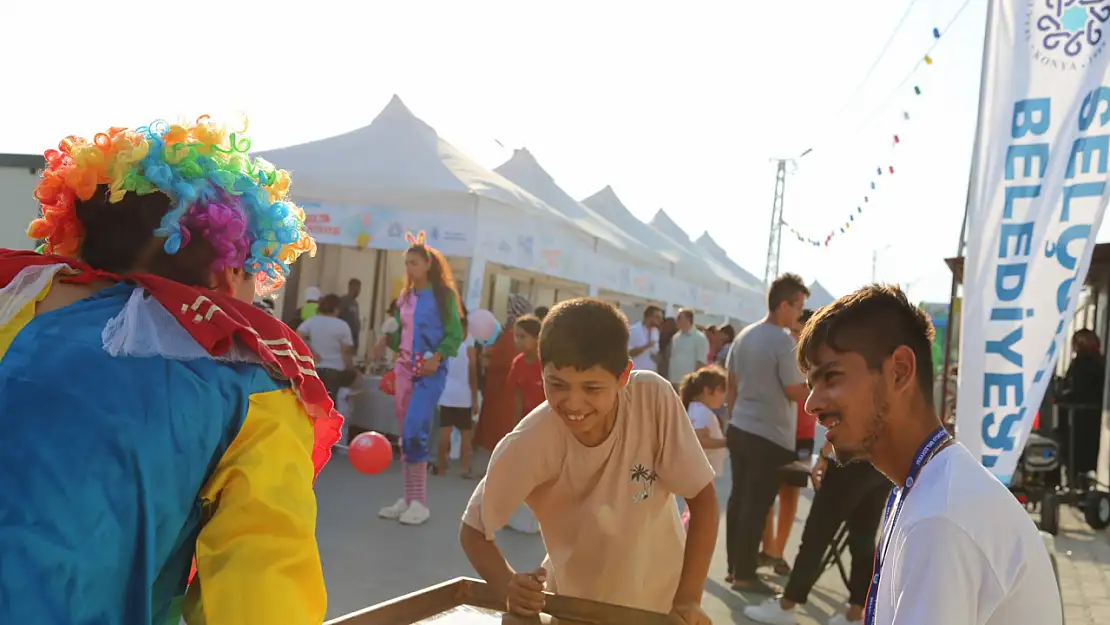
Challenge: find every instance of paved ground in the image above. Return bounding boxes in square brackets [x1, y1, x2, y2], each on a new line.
[317, 449, 1110, 624]
[1055, 507, 1110, 625]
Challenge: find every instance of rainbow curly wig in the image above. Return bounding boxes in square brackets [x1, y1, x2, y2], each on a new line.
[28, 116, 316, 295]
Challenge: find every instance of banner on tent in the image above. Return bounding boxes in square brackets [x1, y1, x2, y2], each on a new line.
[956, 1, 1110, 485]
[300, 203, 475, 256]
[477, 219, 595, 284]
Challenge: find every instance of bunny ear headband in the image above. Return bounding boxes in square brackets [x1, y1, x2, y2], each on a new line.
[405, 230, 427, 246]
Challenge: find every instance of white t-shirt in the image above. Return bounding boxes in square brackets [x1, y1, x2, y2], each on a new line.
[873, 443, 1061, 625]
[628, 322, 659, 372]
[440, 335, 475, 408]
[298, 314, 353, 371]
[687, 401, 726, 476]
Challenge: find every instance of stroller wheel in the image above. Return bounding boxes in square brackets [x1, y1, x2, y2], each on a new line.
[1083, 491, 1110, 530]
[1041, 492, 1060, 536]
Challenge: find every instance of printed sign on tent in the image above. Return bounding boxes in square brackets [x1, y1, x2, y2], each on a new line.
[956, 1, 1110, 484]
[370, 207, 475, 257]
[301, 203, 366, 246]
[299, 203, 475, 256]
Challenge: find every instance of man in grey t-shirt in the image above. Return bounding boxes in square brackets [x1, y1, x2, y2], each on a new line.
[724, 273, 810, 594]
[728, 322, 803, 450]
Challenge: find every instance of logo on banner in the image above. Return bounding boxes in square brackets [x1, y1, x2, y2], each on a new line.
[1028, 0, 1110, 69]
[387, 221, 403, 238]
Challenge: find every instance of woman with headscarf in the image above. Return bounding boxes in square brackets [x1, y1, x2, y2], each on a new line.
[473, 294, 533, 451]
[1057, 328, 1105, 488]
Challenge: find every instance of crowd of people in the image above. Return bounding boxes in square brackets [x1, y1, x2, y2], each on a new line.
[0, 115, 1064, 625]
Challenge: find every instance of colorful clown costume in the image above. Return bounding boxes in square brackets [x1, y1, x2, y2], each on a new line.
[381, 284, 462, 522]
[0, 115, 336, 624]
[0, 259, 334, 624]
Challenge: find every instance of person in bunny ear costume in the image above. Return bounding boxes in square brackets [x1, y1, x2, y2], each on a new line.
[374, 231, 463, 525]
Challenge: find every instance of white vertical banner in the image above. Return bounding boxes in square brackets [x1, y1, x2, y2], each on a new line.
[957, 0, 1110, 484]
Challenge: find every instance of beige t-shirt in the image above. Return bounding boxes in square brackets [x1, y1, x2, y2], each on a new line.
[462, 371, 716, 614]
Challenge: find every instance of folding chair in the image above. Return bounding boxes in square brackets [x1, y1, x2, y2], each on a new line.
[819, 522, 852, 588]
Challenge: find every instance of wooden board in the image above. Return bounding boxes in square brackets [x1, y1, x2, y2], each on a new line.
[326, 577, 673, 625]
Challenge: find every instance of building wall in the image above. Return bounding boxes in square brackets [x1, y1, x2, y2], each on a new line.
[0, 166, 41, 250]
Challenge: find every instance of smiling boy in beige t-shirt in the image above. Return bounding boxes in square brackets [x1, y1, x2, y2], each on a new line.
[459, 298, 719, 625]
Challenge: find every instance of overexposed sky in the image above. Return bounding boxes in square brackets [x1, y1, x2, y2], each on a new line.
[2, 0, 1006, 302]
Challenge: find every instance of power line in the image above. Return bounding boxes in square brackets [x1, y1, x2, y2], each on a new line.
[827, 0, 923, 124]
[850, 0, 978, 135]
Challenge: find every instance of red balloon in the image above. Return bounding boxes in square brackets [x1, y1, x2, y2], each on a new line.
[349, 432, 393, 475]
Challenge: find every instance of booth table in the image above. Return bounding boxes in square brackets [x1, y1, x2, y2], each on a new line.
[345, 374, 399, 438]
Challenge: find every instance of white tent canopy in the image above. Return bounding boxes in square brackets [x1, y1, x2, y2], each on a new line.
[648, 210, 764, 320]
[582, 187, 710, 283]
[807, 281, 837, 308]
[495, 149, 667, 269]
[259, 95, 567, 223]
[583, 187, 747, 315]
[694, 231, 765, 292]
[257, 95, 606, 302]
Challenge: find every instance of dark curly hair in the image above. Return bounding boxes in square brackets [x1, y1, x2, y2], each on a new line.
[798, 284, 936, 406]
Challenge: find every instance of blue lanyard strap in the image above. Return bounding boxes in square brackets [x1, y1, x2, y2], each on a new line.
[863, 426, 952, 625]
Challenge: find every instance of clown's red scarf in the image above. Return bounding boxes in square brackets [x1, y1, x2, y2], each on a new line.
[0, 249, 343, 478]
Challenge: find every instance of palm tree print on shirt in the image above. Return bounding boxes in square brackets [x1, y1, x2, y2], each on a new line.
[630, 463, 659, 503]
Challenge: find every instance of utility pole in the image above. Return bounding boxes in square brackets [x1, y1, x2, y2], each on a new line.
[763, 150, 809, 287]
[763, 160, 788, 287]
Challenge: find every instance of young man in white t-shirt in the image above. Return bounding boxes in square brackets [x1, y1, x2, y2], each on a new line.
[628, 305, 663, 372]
[780, 284, 1060, 625]
[460, 298, 718, 624]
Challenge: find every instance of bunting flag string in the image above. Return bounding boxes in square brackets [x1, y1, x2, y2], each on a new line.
[786, 2, 974, 249]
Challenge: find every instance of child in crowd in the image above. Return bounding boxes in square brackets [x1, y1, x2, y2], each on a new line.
[437, 302, 479, 477]
[508, 314, 545, 422]
[460, 298, 718, 625]
[681, 366, 729, 469]
[679, 367, 729, 530]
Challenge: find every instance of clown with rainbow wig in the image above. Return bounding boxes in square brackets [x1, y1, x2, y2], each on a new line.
[0, 117, 340, 624]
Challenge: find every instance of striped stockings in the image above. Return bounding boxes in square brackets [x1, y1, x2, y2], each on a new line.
[403, 461, 428, 506]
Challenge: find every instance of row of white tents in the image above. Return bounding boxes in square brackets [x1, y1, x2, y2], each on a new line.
[258, 95, 770, 321]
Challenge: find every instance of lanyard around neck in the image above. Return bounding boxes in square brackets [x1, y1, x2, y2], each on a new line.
[863, 426, 952, 625]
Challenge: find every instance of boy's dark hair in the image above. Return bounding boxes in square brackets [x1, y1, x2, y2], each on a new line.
[768, 273, 810, 311]
[318, 294, 342, 314]
[679, 366, 728, 410]
[643, 305, 663, 320]
[533, 306, 550, 320]
[797, 284, 936, 406]
[514, 314, 542, 338]
[539, 298, 630, 377]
